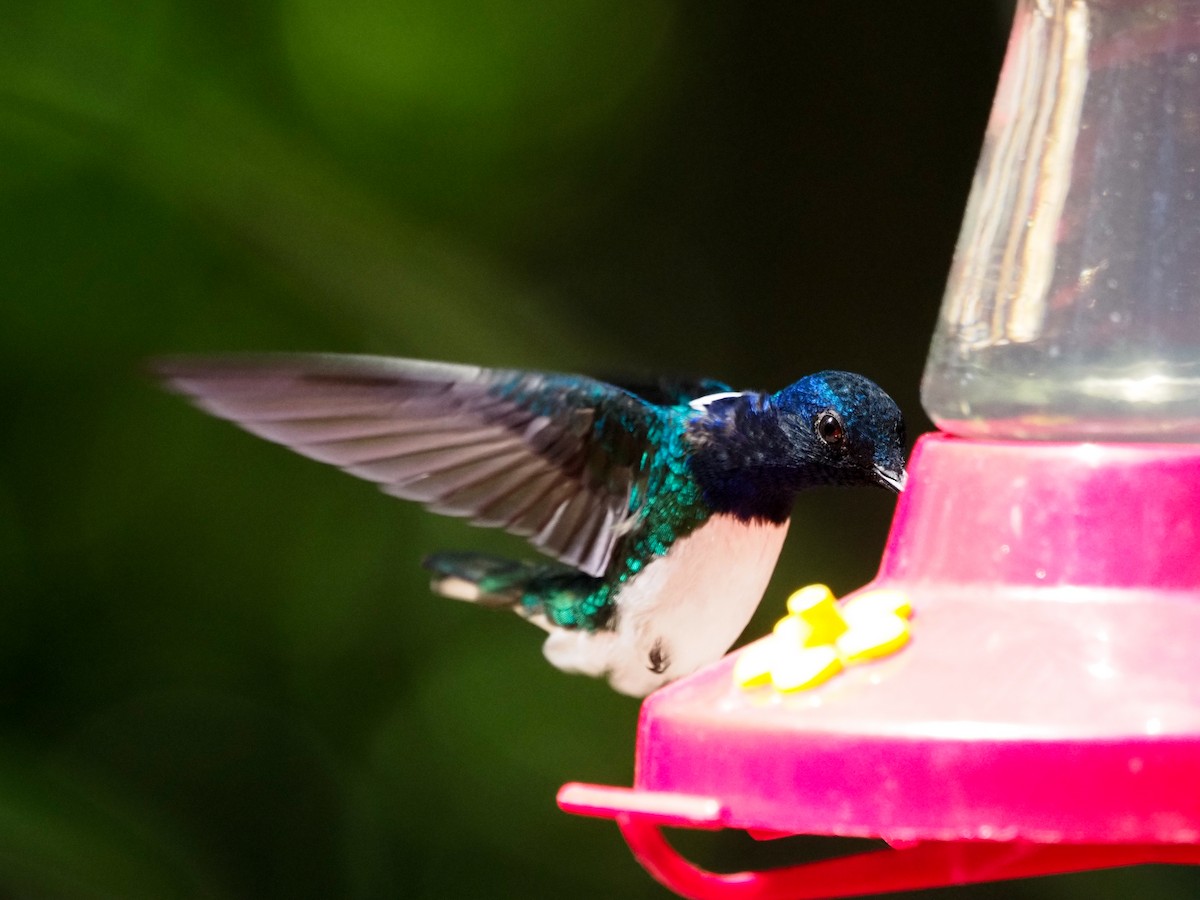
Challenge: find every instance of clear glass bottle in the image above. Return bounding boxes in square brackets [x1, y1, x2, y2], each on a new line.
[922, 0, 1200, 440]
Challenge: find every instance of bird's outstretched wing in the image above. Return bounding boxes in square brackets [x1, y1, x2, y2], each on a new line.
[155, 354, 661, 577]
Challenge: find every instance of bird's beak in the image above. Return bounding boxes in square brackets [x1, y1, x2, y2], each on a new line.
[873, 464, 907, 494]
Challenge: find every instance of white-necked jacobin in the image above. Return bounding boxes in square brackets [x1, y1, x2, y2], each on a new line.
[157, 354, 907, 696]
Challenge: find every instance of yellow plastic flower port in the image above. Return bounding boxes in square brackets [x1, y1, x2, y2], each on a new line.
[785, 584, 848, 645]
[835, 611, 909, 664]
[842, 588, 912, 620]
[770, 646, 843, 692]
[735, 585, 914, 693]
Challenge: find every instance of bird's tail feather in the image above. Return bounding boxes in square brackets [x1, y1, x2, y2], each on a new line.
[422, 552, 542, 608]
[422, 551, 609, 631]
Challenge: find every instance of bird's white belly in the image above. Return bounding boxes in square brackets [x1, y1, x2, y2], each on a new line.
[542, 515, 790, 696]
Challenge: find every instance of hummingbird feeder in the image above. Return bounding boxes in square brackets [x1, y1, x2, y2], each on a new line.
[558, 1, 1200, 896]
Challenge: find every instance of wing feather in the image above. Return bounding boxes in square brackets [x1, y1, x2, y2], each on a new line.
[386, 446, 533, 504]
[343, 439, 515, 485]
[156, 353, 662, 577]
[469, 467, 571, 532]
[306, 428, 500, 465]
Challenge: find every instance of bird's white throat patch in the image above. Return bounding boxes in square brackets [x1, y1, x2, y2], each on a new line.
[541, 514, 789, 696]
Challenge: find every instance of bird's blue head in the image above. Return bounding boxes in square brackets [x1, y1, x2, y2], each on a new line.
[686, 370, 908, 524]
[772, 370, 908, 493]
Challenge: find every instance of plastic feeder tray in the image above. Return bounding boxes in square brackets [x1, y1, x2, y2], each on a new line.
[559, 435, 1200, 898]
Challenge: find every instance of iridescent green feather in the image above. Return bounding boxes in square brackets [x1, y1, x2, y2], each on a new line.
[525, 407, 714, 631]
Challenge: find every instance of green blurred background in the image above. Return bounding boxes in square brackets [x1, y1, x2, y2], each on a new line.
[3, 1, 1199, 898]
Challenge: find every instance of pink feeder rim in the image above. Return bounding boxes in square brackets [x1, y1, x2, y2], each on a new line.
[559, 434, 1200, 898]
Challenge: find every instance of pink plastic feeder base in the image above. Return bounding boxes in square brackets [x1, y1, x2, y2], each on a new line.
[560, 434, 1200, 898]
[558, 784, 1200, 900]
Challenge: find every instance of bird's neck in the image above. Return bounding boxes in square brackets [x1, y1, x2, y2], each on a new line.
[684, 394, 813, 524]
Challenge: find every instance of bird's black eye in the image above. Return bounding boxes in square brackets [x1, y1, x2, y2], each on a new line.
[815, 410, 846, 447]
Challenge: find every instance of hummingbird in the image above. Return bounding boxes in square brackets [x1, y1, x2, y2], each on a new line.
[156, 354, 907, 696]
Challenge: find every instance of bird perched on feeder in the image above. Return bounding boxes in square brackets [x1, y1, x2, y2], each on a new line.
[157, 354, 907, 696]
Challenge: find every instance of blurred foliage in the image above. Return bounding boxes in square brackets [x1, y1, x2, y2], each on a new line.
[2, 1, 1197, 899]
